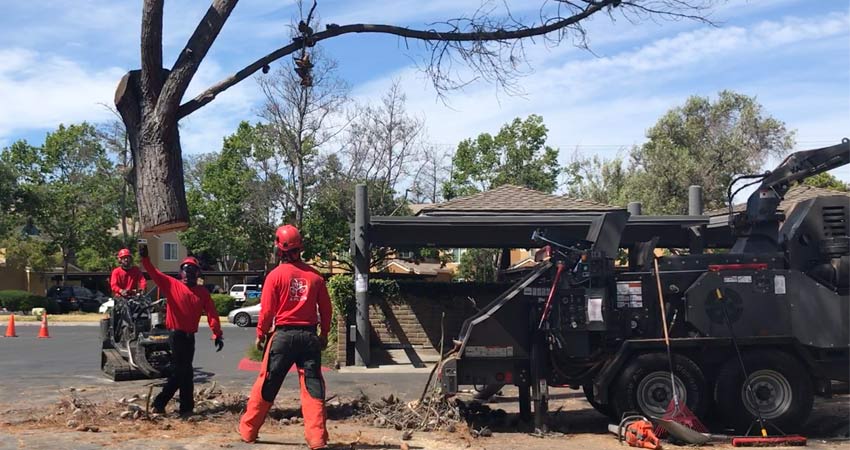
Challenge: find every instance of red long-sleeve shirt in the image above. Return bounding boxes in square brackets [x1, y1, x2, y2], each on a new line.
[110, 266, 147, 296]
[257, 261, 332, 339]
[141, 257, 222, 339]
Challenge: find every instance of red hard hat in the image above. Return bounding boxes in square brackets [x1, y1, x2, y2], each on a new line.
[275, 225, 303, 252]
[117, 248, 131, 259]
[181, 256, 201, 268]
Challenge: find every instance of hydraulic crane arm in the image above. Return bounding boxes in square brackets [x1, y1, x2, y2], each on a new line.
[759, 138, 850, 198]
[731, 138, 850, 253]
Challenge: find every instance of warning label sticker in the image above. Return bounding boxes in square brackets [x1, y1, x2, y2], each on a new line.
[587, 297, 604, 322]
[723, 276, 752, 284]
[465, 346, 515, 358]
[523, 287, 550, 297]
[616, 281, 643, 308]
[774, 275, 786, 295]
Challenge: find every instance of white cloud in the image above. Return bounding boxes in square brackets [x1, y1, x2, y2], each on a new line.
[178, 59, 264, 155]
[349, 11, 850, 177]
[0, 48, 125, 139]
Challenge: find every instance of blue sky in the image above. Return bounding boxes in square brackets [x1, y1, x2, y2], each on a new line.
[1, 0, 848, 187]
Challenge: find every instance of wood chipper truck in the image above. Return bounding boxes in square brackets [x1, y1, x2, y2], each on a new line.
[439, 139, 850, 433]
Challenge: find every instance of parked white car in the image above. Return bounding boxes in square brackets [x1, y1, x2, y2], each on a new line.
[98, 299, 114, 314]
[229, 284, 260, 303]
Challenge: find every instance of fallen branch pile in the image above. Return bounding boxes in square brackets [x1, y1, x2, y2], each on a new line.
[359, 393, 463, 434]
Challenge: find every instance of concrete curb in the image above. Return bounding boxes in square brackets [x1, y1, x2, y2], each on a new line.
[10, 322, 238, 327]
[338, 364, 435, 374]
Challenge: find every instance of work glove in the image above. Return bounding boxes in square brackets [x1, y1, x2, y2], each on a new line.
[255, 335, 266, 352]
[214, 336, 224, 352]
[319, 335, 328, 351]
[138, 242, 149, 258]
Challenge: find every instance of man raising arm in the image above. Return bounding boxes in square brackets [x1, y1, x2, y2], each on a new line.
[139, 242, 223, 417]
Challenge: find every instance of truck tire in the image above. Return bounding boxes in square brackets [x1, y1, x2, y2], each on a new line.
[611, 352, 708, 421]
[583, 383, 616, 420]
[713, 350, 813, 433]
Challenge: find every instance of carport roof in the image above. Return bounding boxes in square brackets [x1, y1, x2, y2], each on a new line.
[416, 184, 617, 215]
[370, 214, 734, 249]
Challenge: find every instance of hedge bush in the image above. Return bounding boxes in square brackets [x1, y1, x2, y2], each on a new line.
[243, 294, 261, 307]
[0, 290, 57, 314]
[326, 275, 399, 341]
[211, 294, 236, 316]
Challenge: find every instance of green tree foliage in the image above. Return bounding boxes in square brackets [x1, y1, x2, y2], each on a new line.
[302, 154, 407, 271]
[227, 122, 290, 231]
[564, 154, 629, 206]
[443, 115, 560, 199]
[75, 245, 122, 271]
[99, 119, 137, 247]
[457, 248, 499, 282]
[624, 91, 795, 214]
[1, 124, 120, 280]
[802, 172, 848, 192]
[0, 238, 59, 272]
[180, 130, 274, 271]
[302, 155, 352, 265]
[0, 158, 22, 238]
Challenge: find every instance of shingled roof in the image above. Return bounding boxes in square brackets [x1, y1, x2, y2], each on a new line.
[706, 184, 850, 217]
[416, 184, 618, 216]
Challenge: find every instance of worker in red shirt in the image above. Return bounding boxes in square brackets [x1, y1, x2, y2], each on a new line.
[138, 242, 223, 417]
[239, 225, 332, 449]
[110, 248, 146, 297]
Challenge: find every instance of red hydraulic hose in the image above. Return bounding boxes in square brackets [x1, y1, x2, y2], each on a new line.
[538, 262, 565, 330]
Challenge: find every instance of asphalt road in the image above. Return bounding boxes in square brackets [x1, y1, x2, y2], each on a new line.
[0, 325, 429, 403]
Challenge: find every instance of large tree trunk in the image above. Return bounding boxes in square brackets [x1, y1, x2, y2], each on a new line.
[115, 71, 189, 233]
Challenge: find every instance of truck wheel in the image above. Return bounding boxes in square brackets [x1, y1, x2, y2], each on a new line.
[612, 352, 708, 420]
[583, 383, 616, 420]
[714, 350, 813, 433]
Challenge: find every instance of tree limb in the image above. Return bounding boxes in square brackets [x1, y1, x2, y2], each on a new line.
[178, 0, 616, 119]
[140, 0, 164, 103]
[157, 0, 239, 123]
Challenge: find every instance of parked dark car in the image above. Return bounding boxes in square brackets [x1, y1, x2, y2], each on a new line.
[46, 286, 106, 313]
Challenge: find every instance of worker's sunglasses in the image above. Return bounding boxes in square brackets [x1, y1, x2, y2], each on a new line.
[180, 264, 200, 277]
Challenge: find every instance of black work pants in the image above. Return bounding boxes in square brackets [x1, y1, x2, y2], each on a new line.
[153, 330, 196, 414]
[263, 327, 325, 402]
[239, 327, 328, 447]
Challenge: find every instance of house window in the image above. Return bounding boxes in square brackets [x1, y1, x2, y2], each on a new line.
[451, 248, 466, 262]
[398, 250, 415, 259]
[163, 242, 179, 261]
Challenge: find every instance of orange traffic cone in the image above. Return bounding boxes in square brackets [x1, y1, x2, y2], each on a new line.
[4, 314, 17, 337]
[37, 313, 51, 339]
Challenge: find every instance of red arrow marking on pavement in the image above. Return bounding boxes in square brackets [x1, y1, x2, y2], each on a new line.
[237, 357, 330, 373]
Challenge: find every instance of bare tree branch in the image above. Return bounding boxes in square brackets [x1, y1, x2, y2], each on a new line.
[179, 0, 623, 118]
[157, 0, 239, 122]
[140, 0, 164, 103]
